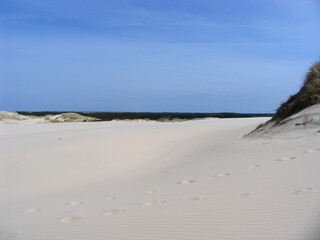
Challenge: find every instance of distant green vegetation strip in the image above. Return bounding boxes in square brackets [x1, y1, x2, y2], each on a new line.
[17, 112, 273, 122]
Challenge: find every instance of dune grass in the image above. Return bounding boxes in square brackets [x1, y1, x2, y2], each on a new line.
[272, 61, 320, 122]
[44, 113, 98, 123]
[0, 111, 30, 121]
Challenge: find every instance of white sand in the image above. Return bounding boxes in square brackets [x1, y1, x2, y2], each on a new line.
[1, 115, 320, 240]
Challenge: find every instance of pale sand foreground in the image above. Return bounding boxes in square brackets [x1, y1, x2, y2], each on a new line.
[1, 118, 320, 240]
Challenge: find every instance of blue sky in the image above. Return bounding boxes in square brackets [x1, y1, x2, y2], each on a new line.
[1, 0, 320, 112]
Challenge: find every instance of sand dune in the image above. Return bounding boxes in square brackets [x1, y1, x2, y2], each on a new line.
[248, 103, 320, 137]
[0, 111, 97, 124]
[1, 115, 320, 239]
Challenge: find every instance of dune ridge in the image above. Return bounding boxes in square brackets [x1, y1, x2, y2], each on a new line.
[0, 111, 97, 124]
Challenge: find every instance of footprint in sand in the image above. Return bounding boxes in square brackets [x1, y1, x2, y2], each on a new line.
[0, 233, 17, 240]
[248, 164, 260, 170]
[290, 188, 318, 195]
[177, 179, 196, 184]
[188, 197, 207, 201]
[104, 208, 127, 215]
[238, 193, 257, 198]
[67, 201, 84, 206]
[304, 148, 320, 154]
[143, 200, 166, 206]
[145, 190, 157, 194]
[213, 173, 231, 177]
[24, 208, 42, 214]
[275, 157, 296, 162]
[106, 196, 117, 201]
[59, 216, 83, 223]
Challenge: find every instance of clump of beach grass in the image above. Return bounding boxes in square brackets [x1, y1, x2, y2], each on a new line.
[273, 61, 320, 122]
[44, 113, 98, 123]
[0, 111, 30, 121]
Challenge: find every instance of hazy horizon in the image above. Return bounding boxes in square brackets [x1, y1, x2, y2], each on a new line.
[1, 0, 320, 113]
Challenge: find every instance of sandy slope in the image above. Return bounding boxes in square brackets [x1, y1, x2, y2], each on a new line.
[1, 117, 320, 240]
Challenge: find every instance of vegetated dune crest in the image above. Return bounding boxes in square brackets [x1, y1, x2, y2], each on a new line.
[0, 111, 31, 121]
[247, 60, 320, 138]
[0, 111, 97, 123]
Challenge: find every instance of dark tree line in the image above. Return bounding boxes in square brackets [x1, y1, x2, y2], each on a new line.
[17, 111, 273, 121]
